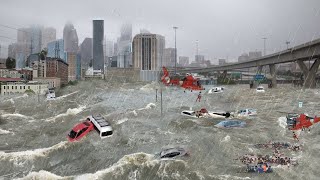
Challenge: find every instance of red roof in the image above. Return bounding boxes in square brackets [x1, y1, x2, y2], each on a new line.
[0, 77, 23, 82]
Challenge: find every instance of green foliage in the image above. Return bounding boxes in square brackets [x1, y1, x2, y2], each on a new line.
[217, 77, 236, 85]
[6, 57, 16, 69]
[61, 81, 78, 88]
[39, 48, 48, 60]
[25, 89, 35, 94]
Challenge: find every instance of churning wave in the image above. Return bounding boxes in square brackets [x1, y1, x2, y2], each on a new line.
[45, 106, 86, 122]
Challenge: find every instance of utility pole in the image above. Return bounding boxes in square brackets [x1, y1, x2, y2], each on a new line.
[262, 37, 267, 56]
[173, 26, 178, 74]
[286, 41, 290, 49]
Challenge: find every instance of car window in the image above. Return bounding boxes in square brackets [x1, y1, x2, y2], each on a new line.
[76, 127, 88, 138]
[161, 152, 180, 158]
[83, 122, 90, 126]
[68, 130, 77, 139]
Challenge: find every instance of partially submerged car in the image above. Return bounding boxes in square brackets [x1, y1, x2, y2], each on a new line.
[286, 113, 299, 129]
[158, 147, 189, 159]
[67, 120, 94, 142]
[215, 120, 246, 128]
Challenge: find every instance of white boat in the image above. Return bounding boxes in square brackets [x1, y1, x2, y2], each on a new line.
[234, 108, 257, 117]
[181, 110, 230, 119]
[256, 86, 265, 92]
[208, 87, 224, 94]
[46, 89, 56, 100]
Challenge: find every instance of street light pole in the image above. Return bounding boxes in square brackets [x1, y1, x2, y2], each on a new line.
[173, 26, 178, 74]
[262, 37, 267, 56]
[286, 41, 290, 49]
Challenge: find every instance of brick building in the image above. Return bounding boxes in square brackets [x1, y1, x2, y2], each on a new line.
[46, 57, 68, 85]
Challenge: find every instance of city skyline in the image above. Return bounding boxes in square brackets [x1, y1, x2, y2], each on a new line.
[0, 0, 320, 63]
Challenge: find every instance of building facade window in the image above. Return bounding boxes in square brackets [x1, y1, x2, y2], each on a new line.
[28, 86, 30, 89]
[3, 86, 5, 89]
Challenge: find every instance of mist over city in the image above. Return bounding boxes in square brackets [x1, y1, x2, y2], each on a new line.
[0, 0, 320, 180]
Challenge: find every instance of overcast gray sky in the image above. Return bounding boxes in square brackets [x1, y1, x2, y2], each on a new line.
[0, 0, 320, 63]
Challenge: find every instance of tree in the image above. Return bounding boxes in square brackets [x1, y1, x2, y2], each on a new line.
[6, 57, 16, 69]
[39, 48, 48, 60]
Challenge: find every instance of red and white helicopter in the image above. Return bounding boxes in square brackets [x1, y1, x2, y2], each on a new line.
[161, 66, 205, 92]
[289, 113, 320, 131]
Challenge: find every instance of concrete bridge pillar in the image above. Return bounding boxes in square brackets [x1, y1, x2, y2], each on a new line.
[252, 66, 263, 88]
[297, 59, 320, 88]
[269, 64, 277, 88]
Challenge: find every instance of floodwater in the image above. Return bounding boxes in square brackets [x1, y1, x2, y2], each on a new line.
[0, 80, 320, 180]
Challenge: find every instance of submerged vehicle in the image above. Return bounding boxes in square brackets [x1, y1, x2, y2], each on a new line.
[46, 89, 56, 100]
[234, 108, 257, 117]
[208, 87, 224, 94]
[246, 164, 272, 173]
[256, 86, 265, 92]
[158, 147, 189, 159]
[88, 115, 113, 138]
[181, 109, 231, 119]
[215, 120, 246, 128]
[67, 120, 94, 142]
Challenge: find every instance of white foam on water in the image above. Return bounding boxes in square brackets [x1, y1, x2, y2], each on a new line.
[216, 174, 251, 180]
[137, 103, 156, 111]
[220, 135, 231, 142]
[16, 170, 70, 180]
[116, 118, 129, 125]
[1, 113, 29, 119]
[55, 91, 79, 100]
[0, 141, 69, 161]
[46, 105, 86, 122]
[278, 116, 287, 129]
[75, 152, 154, 180]
[0, 128, 12, 134]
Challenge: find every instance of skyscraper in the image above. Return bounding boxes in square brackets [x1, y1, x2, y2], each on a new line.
[63, 23, 79, 53]
[106, 40, 114, 57]
[47, 39, 66, 61]
[93, 20, 104, 71]
[164, 48, 176, 67]
[132, 33, 165, 71]
[79, 38, 93, 68]
[117, 23, 132, 68]
[41, 27, 56, 50]
[30, 25, 42, 53]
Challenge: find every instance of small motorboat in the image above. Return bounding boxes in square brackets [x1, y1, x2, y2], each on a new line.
[256, 86, 265, 93]
[234, 108, 257, 117]
[181, 110, 231, 119]
[46, 89, 56, 100]
[215, 120, 246, 128]
[208, 87, 224, 94]
[67, 120, 94, 142]
[158, 147, 189, 159]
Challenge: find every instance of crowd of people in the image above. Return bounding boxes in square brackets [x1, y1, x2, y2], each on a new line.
[238, 152, 297, 166]
[253, 142, 301, 151]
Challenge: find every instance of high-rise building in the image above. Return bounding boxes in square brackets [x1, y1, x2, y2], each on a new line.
[63, 23, 79, 53]
[238, 53, 249, 62]
[46, 57, 68, 85]
[164, 48, 175, 67]
[248, 51, 262, 60]
[117, 23, 132, 68]
[179, 56, 189, 67]
[47, 39, 66, 61]
[76, 53, 81, 80]
[30, 25, 42, 54]
[219, 59, 226, 65]
[41, 27, 56, 50]
[92, 20, 104, 71]
[79, 38, 93, 68]
[195, 55, 205, 63]
[132, 33, 165, 71]
[106, 40, 114, 57]
[66, 52, 77, 81]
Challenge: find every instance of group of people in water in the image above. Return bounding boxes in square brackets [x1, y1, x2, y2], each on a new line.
[254, 142, 301, 151]
[239, 152, 296, 166]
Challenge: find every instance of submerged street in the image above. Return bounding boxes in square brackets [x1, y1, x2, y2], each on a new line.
[1, 81, 320, 180]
